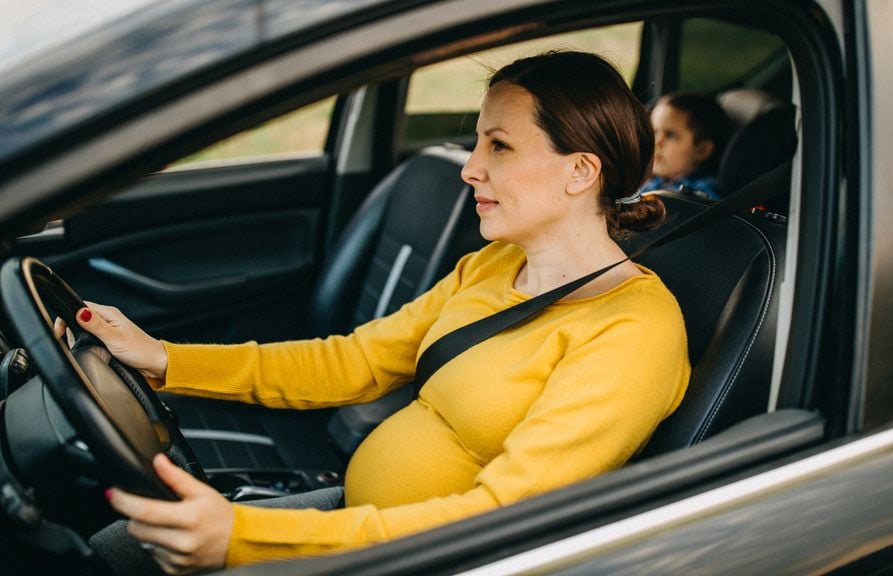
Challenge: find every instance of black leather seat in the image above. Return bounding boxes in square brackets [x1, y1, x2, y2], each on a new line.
[164, 145, 481, 472]
[626, 191, 788, 458]
[307, 145, 480, 337]
[625, 88, 797, 456]
[328, 176, 792, 463]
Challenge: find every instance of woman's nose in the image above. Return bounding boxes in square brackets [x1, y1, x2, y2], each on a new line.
[461, 151, 485, 185]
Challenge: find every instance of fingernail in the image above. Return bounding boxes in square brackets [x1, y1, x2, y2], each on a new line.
[104, 488, 113, 502]
[79, 309, 92, 323]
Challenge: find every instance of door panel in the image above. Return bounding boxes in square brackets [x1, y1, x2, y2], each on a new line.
[16, 155, 331, 344]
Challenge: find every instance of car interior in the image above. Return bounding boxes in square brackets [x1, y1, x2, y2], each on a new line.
[145, 16, 802, 486]
[161, 86, 796, 482]
[0, 6, 838, 574]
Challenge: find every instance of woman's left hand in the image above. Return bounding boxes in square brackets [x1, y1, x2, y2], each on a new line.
[107, 453, 234, 575]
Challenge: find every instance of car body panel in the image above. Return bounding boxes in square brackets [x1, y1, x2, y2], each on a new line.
[862, 0, 893, 430]
[464, 428, 893, 575]
[0, 0, 891, 574]
[0, 0, 386, 166]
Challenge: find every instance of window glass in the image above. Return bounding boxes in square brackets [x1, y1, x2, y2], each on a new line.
[678, 18, 787, 93]
[403, 23, 643, 151]
[171, 96, 336, 169]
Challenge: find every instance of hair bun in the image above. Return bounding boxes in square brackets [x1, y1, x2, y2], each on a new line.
[611, 193, 666, 237]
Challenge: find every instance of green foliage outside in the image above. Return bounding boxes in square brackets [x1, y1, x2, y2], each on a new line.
[171, 21, 786, 169]
[678, 18, 786, 92]
[406, 24, 642, 114]
[172, 98, 336, 168]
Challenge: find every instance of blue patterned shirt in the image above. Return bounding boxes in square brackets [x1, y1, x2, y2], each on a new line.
[640, 174, 720, 200]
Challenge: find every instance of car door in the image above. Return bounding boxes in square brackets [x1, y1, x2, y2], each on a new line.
[12, 97, 343, 346]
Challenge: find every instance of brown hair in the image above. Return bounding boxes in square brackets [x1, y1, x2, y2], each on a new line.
[489, 51, 665, 237]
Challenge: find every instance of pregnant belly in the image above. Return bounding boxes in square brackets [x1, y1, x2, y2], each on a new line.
[344, 400, 484, 508]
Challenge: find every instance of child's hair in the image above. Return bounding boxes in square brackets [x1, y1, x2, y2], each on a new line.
[656, 92, 732, 175]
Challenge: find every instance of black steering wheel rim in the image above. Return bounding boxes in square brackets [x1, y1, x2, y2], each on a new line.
[0, 256, 200, 499]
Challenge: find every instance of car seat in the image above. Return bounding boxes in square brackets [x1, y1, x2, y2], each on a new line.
[625, 88, 797, 456]
[305, 145, 480, 337]
[627, 189, 789, 458]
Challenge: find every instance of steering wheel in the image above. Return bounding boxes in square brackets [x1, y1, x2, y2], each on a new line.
[0, 256, 206, 501]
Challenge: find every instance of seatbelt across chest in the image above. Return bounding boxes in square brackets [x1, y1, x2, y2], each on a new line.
[413, 161, 790, 391]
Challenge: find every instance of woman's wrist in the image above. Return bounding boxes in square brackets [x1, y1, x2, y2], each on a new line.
[141, 338, 169, 381]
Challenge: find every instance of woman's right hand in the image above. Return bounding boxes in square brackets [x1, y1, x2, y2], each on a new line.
[54, 302, 168, 381]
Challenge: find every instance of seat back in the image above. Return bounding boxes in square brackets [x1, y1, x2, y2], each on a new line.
[627, 192, 788, 458]
[308, 145, 478, 337]
[626, 90, 796, 457]
[322, 145, 486, 455]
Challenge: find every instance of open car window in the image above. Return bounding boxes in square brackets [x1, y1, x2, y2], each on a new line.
[401, 23, 643, 154]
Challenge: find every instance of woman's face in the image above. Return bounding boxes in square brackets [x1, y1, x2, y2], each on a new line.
[651, 101, 713, 181]
[461, 82, 581, 248]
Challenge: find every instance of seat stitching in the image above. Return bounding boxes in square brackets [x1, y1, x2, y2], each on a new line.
[696, 215, 777, 441]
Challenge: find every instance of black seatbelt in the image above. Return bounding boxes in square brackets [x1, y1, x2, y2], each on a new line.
[414, 160, 790, 391]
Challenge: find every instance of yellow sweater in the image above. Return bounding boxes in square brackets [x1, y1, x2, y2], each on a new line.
[156, 242, 690, 566]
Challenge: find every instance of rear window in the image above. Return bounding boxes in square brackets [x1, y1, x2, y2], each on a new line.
[678, 18, 788, 93]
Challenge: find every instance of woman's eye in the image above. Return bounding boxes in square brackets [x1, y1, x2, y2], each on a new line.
[492, 139, 508, 151]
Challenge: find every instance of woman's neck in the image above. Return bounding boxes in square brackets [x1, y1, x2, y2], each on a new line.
[514, 226, 634, 298]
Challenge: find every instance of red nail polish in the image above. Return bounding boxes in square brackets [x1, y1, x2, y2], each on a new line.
[104, 488, 113, 501]
[79, 309, 92, 323]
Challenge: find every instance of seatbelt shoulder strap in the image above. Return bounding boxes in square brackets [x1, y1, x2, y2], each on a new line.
[413, 159, 790, 391]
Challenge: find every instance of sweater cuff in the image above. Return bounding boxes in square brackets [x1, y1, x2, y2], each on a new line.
[143, 340, 175, 390]
[226, 503, 384, 566]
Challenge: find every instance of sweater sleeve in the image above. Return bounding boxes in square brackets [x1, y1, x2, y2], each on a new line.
[152, 259, 466, 409]
[224, 302, 690, 565]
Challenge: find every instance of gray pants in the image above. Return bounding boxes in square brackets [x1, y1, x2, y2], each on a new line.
[90, 487, 345, 575]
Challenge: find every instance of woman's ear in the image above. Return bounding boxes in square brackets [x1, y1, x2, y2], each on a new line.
[567, 153, 602, 195]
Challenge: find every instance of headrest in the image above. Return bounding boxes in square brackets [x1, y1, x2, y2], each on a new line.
[718, 105, 797, 196]
[718, 88, 785, 126]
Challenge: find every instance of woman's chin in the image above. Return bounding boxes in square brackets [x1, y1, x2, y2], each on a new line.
[478, 223, 504, 243]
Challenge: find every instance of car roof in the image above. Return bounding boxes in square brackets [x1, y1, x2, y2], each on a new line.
[0, 0, 392, 165]
[0, 0, 155, 76]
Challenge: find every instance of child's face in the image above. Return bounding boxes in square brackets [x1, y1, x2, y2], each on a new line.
[651, 102, 714, 181]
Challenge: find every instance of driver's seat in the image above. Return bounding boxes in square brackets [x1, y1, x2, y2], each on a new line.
[628, 188, 788, 458]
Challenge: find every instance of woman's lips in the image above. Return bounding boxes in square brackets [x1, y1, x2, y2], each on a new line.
[475, 195, 498, 213]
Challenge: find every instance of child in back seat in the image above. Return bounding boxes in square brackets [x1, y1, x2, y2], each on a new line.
[641, 92, 732, 200]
